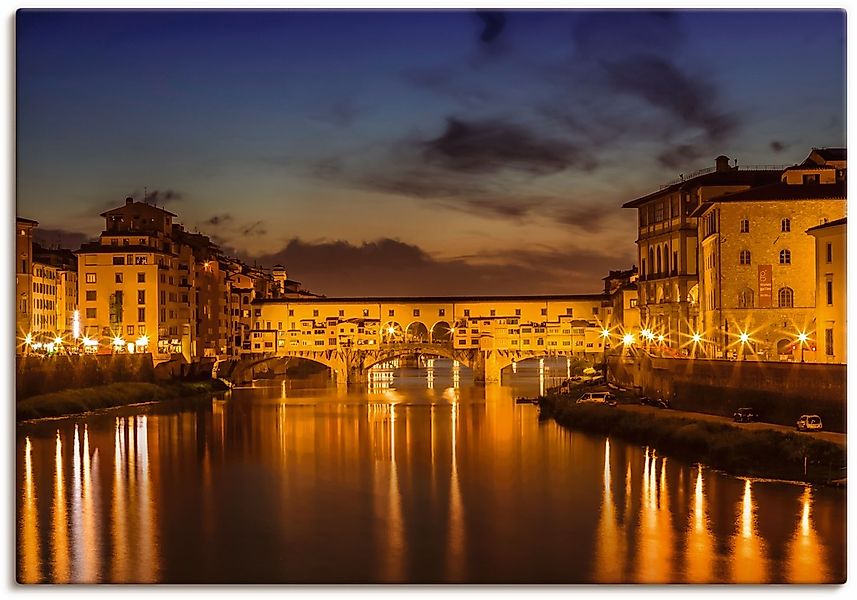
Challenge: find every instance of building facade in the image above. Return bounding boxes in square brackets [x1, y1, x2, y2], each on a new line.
[691, 151, 846, 359]
[807, 217, 847, 363]
[622, 155, 783, 353]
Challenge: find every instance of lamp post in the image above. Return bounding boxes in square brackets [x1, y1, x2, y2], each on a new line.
[600, 328, 610, 379]
[797, 332, 809, 363]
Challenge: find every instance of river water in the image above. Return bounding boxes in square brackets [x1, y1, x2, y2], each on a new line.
[16, 358, 846, 584]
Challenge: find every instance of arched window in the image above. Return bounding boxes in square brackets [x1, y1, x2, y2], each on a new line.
[781, 218, 791, 232]
[739, 249, 751, 265]
[738, 287, 754, 308]
[779, 249, 791, 265]
[656, 247, 662, 275]
[778, 287, 794, 308]
[648, 248, 654, 276]
[740, 218, 750, 233]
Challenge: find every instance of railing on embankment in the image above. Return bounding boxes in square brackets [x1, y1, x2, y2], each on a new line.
[607, 352, 847, 433]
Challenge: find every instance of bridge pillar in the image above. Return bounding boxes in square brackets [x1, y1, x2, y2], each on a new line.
[472, 350, 502, 383]
[332, 364, 367, 385]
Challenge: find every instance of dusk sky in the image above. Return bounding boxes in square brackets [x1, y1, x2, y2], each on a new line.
[17, 9, 845, 296]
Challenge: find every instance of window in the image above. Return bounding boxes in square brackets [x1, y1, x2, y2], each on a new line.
[138, 307, 145, 322]
[85, 273, 96, 283]
[739, 249, 751, 265]
[566, 308, 573, 316]
[85, 290, 96, 302]
[826, 279, 833, 305]
[135, 256, 148, 265]
[802, 173, 820, 184]
[779, 249, 791, 265]
[826, 243, 832, 263]
[413, 309, 420, 317]
[438, 308, 445, 317]
[338, 309, 345, 317]
[312, 309, 319, 317]
[781, 218, 791, 232]
[136, 272, 145, 283]
[738, 288, 754, 308]
[778, 287, 794, 308]
[112, 256, 125, 265]
[388, 309, 395, 317]
[115, 273, 123, 283]
[825, 328, 834, 356]
[490, 309, 496, 317]
[630, 298, 638, 308]
[740, 219, 749, 233]
[464, 309, 470, 317]
[85, 308, 96, 319]
[127, 325, 135, 336]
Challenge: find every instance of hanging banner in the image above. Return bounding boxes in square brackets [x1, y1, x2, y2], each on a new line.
[758, 265, 773, 307]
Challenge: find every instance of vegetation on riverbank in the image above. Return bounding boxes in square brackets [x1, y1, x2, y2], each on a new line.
[539, 394, 846, 485]
[16, 379, 229, 421]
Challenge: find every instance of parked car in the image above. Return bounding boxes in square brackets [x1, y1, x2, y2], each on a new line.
[796, 414, 823, 432]
[576, 392, 617, 407]
[639, 396, 670, 409]
[733, 407, 759, 423]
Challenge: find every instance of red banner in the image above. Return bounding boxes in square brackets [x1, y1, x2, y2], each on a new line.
[758, 265, 772, 307]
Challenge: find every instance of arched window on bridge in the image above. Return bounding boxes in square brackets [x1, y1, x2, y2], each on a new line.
[430, 321, 452, 343]
[405, 322, 429, 343]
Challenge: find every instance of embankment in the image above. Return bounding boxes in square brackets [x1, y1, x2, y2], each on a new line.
[17, 380, 229, 421]
[539, 394, 845, 485]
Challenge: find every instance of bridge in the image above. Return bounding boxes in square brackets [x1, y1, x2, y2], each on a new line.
[218, 294, 617, 384]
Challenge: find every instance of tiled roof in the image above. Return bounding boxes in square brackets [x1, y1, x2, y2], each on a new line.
[806, 217, 847, 233]
[812, 147, 847, 162]
[688, 182, 846, 216]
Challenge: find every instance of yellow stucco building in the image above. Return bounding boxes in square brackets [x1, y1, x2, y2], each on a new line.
[808, 217, 846, 363]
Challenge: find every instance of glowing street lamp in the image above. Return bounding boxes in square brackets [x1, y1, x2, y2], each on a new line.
[796, 331, 810, 363]
[112, 336, 125, 352]
[24, 333, 32, 347]
[692, 332, 702, 344]
[622, 333, 635, 346]
[136, 335, 149, 350]
[739, 332, 750, 344]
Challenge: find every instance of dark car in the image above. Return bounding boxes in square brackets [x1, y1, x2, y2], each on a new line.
[733, 407, 759, 423]
[640, 396, 669, 409]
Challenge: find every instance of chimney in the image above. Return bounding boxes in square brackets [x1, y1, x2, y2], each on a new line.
[715, 155, 731, 173]
[125, 197, 134, 206]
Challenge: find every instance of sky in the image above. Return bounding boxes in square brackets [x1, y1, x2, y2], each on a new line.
[16, 9, 846, 296]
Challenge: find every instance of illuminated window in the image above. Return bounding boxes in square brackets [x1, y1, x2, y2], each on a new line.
[85, 273, 96, 283]
[778, 287, 794, 308]
[363, 309, 369, 317]
[739, 249, 751, 265]
[740, 219, 749, 233]
[779, 249, 791, 265]
[781, 218, 791, 232]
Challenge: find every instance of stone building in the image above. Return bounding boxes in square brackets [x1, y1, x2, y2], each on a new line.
[690, 150, 846, 359]
[622, 156, 783, 350]
[807, 217, 847, 363]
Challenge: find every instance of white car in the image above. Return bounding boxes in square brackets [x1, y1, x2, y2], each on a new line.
[796, 414, 823, 432]
[576, 392, 617, 407]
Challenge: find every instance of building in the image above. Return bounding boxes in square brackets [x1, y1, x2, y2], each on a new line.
[807, 217, 846, 363]
[622, 156, 783, 351]
[33, 244, 79, 339]
[602, 266, 640, 342]
[690, 150, 846, 359]
[15, 217, 38, 345]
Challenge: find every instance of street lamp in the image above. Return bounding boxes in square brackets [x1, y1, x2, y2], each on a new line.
[600, 328, 610, 377]
[738, 331, 750, 361]
[797, 331, 809, 363]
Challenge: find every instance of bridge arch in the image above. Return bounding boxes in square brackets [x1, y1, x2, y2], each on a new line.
[430, 320, 452, 343]
[405, 321, 430, 343]
[382, 321, 404, 343]
[361, 343, 466, 371]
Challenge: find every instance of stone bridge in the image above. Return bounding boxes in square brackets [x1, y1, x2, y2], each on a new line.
[216, 342, 585, 385]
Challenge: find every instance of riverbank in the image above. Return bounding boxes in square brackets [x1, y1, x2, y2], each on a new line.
[538, 392, 846, 485]
[16, 379, 230, 421]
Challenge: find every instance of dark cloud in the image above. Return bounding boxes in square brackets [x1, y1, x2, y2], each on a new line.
[423, 117, 592, 175]
[132, 189, 184, 204]
[32, 228, 93, 251]
[770, 140, 787, 152]
[573, 11, 682, 60]
[656, 144, 707, 170]
[206, 213, 233, 226]
[603, 55, 738, 145]
[553, 203, 616, 233]
[253, 237, 632, 296]
[476, 11, 506, 44]
[241, 220, 266, 236]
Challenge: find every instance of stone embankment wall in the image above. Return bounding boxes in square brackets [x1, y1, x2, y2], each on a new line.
[17, 354, 157, 400]
[608, 352, 846, 432]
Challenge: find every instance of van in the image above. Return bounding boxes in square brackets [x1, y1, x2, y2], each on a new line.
[576, 392, 617, 407]
[796, 414, 823, 432]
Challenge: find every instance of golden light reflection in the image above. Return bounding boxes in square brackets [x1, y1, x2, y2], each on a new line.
[446, 400, 465, 581]
[70, 425, 82, 581]
[377, 403, 404, 582]
[728, 479, 768, 583]
[594, 439, 625, 582]
[52, 430, 70, 583]
[111, 418, 129, 582]
[683, 466, 714, 582]
[136, 416, 158, 582]
[635, 448, 672, 583]
[785, 486, 829, 583]
[81, 425, 99, 582]
[20, 436, 41, 583]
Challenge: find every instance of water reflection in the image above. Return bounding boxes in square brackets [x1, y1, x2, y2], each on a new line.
[16, 360, 845, 584]
[729, 479, 768, 583]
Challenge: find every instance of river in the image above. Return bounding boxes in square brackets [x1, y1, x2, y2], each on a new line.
[16, 358, 846, 583]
